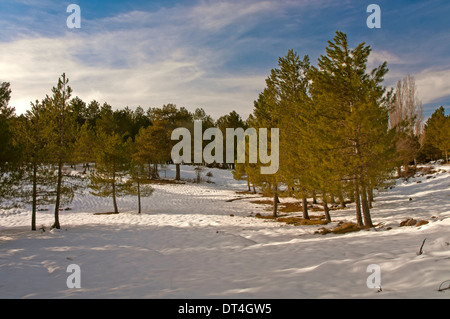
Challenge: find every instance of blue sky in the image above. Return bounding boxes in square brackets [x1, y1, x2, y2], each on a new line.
[0, 0, 449, 120]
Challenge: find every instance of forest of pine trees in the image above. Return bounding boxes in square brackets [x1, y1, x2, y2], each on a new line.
[1, 31, 449, 230]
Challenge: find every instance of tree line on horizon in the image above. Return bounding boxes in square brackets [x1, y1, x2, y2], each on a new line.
[1, 31, 449, 231]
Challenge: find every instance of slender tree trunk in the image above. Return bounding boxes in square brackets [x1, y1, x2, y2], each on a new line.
[31, 162, 37, 231]
[323, 194, 331, 222]
[153, 163, 159, 179]
[175, 163, 180, 180]
[53, 159, 63, 229]
[446, 150, 449, 164]
[148, 161, 152, 179]
[137, 181, 141, 214]
[354, 178, 363, 227]
[302, 196, 310, 220]
[247, 178, 251, 192]
[272, 188, 278, 218]
[312, 191, 317, 204]
[112, 170, 119, 214]
[252, 183, 256, 194]
[368, 186, 373, 209]
[53, 80, 68, 230]
[339, 192, 346, 209]
[360, 182, 373, 228]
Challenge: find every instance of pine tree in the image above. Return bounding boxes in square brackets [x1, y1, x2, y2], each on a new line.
[134, 119, 171, 179]
[309, 31, 394, 227]
[249, 49, 311, 218]
[45, 74, 78, 229]
[73, 122, 97, 172]
[424, 106, 450, 163]
[14, 102, 58, 230]
[125, 161, 154, 214]
[148, 104, 193, 179]
[0, 81, 21, 205]
[126, 141, 154, 214]
[89, 130, 131, 214]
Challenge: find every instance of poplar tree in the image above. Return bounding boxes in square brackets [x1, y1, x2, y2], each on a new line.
[390, 75, 423, 174]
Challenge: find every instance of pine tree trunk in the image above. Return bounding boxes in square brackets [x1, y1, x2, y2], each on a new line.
[53, 160, 63, 229]
[137, 181, 141, 214]
[354, 178, 363, 227]
[368, 186, 373, 209]
[339, 193, 346, 209]
[272, 190, 278, 218]
[112, 170, 119, 214]
[175, 163, 180, 180]
[148, 161, 152, 179]
[360, 183, 373, 228]
[323, 194, 331, 222]
[153, 163, 159, 179]
[312, 191, 317, 204]
[31, 162, 37, 231]
[53, 81, 67, 230]
[302, 196, 310, 220]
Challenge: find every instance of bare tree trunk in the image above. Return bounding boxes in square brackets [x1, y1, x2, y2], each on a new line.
[137, 181, 141, 214]
[272, 187, 278, 218]
[312, 191, 317, 204]
[53, 159, 63, 229]
[368, 186, 373, 209]
[112, 169, 119, 214]
[153, 163, 159, 179]
[360, 182, 373, 228]
[31, 162, 37, 231]
[323, 194, 331, 222]
[302, 196, 310, 220]
[354, 178, 363, 227]
[339, 192, 346, 209]
[175, 163, 180, 180]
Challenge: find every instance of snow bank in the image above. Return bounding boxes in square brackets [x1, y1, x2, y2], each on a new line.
[0, 164, 449, 298]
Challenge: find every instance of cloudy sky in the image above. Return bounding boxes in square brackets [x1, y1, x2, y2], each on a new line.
[0, 0, 449, 120]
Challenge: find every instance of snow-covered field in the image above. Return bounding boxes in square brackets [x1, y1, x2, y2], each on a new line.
[1, 164, 449, 299]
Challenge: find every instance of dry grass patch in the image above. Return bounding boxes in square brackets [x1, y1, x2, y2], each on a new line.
[254, 213, 277, 220]
[315, 222, 364, 235]
[416, 220, 429, 227]
[277, 216, 329, 226]
[254, 213, 330, 226]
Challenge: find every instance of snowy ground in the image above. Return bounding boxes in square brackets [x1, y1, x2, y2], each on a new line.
[1, 164, 449, 299]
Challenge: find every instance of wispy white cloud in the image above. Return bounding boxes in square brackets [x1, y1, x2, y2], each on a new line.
[0, 2, 277, 119]
[415, 68, 450, 105]
[2, 0, 449, 120]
